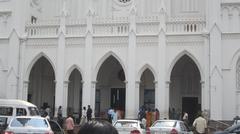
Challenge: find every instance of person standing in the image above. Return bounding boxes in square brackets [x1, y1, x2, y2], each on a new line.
[155, 108, 160, 121]
[182, 112, 189, 126]
[65, 114, 75, 134]
[87, 105, 92, 122]
[111, 109, 118, 125]
[57, 106, 62, 117]
[80, 106, 87, 125]
[193, 112, 207, 134]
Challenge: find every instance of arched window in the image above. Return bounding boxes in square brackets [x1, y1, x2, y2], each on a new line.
[237, 59, 240, 91]
[119, 0, 131, 3]
[236, 59, 240, 115]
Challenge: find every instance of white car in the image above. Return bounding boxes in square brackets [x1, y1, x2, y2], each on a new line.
[113, 119, 146, 134]
[3, 116, 54, 134]
[149, 120, 193, 134]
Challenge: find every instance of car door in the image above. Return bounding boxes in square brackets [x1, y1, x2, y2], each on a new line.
[179, 122, 191, 134]
[49, 120, 64, 134]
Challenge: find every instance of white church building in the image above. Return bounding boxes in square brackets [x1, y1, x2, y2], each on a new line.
[0, 0, 240, 121]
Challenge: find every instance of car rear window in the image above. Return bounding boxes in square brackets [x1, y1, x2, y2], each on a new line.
[152, 121, 176, 127]
[10, 118, 48, 128]
[0, 107, 13, 116]
[28, 107, 39, 116]
[114, 121, 138, 127]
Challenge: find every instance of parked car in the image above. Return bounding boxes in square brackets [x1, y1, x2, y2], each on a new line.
[149, 120, 193, 134]
[214, 124, 240, 134]
[49, 120, 65, 134]
[0, 99, 39, 124]
[3, 116, 53, 134]
[113, 119, 146, 134]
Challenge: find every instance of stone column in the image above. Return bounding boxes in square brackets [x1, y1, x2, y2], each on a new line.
[22, 81, 29, 101]
[165, 81, 170, 119]
[125, 5, 137, 118]
[135, 81, 140, 114]
[91, 81, 97, 118]
[62, 81, 69, 117]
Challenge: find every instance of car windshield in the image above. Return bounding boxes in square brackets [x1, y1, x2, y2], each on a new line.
[0, 107, 13, 116]
[115, 121, 138, 128]
[225, 124, 240, 132]
[28, 107, 39, 116]
[10, 118, 48, 128]
[152, 121, 176, 127]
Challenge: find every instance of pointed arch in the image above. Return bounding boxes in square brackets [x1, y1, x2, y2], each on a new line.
[137, 64, 157, 82]
[65, 64, 84, 81]
[25, 52, 56, 81]
[229, 48, 240, 69]
[93, 51, 127, 81]
[167, 50, 203, 82]
[0, 59, 3, 70]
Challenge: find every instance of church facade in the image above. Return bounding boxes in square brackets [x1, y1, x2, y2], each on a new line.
[0, 0, 240, 121]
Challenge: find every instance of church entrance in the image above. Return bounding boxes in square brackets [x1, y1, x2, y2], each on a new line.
[95, 55, 126, 118]
[28, 57, 55, 117]
[111, 88, 125, 111]
[169, 55, 201, 123]
[182, 97, 199, 124]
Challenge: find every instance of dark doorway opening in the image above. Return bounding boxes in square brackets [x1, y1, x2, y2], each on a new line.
[111, 88, 125, 111]
[182, 97, 200, 125]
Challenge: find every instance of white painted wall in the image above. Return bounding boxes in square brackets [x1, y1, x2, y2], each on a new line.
[1, 0, 240, 120]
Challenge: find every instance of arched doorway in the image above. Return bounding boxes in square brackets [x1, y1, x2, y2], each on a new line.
[28, 57, 55, 117]
[169, 55, 201, 124]
[139, 69, 155, 110]
[95, 55, 126, 118]
[67, 69, 82, 121]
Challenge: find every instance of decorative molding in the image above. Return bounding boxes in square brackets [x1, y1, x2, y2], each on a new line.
[0, 0, 10, 2]
[166, 35, 204, 46]
[66, 37, 85, 46]
[0, 11, 11, 23]
[222, 33, 240, 40]
[26, 38, 58, 46]
[0, 39, 8, 45]
[136, 36, 158, 47]
[93, 36, 128, 47]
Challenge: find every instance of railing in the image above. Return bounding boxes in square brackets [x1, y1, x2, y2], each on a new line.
[136, 16, 160, 35]
[208, 120, 232, 133]
[167, 17, 206, 34]
[66, 19, 86, 36]
[25, 16, 206, 37]
[93, 17, 129, 36]
[25, 19, 60, 37]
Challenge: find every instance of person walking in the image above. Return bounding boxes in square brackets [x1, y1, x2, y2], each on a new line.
[65, 114, 75, 134]
[193, 112, 207, 134]
[87, 105, 92, 122]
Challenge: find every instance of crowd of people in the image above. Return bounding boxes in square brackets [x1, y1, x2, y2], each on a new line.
[137, 105, 160, 127]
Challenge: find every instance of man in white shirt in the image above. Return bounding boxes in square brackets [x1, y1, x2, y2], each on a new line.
[193, 112, 207, 134]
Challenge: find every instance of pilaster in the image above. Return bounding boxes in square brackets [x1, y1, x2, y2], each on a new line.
[202, 31, 210, 112]
[82, 9, 94, 110]
[7, 29, 20, 99]
[207, 0, 223, 120]
[157, 0, 167, 119]
[18, 36, 27, 100]
[54, 3, 67, 117]
[125, 4, 137, 118]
